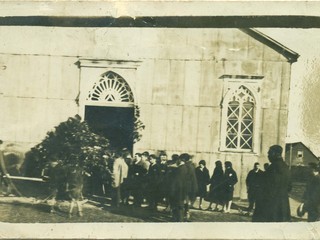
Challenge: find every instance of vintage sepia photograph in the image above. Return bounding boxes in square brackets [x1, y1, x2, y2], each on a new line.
[0, 0, 320, 239]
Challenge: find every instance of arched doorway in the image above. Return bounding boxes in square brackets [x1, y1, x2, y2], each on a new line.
[84, 71, 135, 152]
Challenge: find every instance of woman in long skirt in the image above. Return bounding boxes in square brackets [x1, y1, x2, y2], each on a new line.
[195, 160, 210, 209]
[222, 161, 238, 213]
[207, 160, 224, 211]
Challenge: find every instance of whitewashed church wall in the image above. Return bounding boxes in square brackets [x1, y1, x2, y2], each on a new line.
[0, 26, 293, 198]
[0, 53, 80, 146]
[0, 27, 288, 61]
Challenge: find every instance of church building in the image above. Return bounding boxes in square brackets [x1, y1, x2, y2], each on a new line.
[0, 14, 299, 198]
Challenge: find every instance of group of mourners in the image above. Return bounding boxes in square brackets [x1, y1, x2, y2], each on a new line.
[46, 149, 240, 221]
[90, 150, 239, 222]
[45, 144, 320, 222]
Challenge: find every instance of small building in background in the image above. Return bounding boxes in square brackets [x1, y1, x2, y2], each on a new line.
[285, 142, 319, 167]
[285, 142, 319, 182]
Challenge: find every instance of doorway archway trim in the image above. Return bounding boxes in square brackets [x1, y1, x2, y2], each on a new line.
[85, 101, 134, 108]
[78, 58, 142, 69]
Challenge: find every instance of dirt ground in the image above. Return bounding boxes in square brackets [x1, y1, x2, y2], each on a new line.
[0, 181, 307, 223]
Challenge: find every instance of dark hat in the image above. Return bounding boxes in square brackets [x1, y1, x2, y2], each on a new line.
[269, 145, 283, 155]
[225, 161, 232, 168]
[171, 154, 179, 161]
[199, 160, 206, 166]
[296, 203, 306, 218]
[179, 153, 190, 162]
[215, 160, 222, 167]
[159, 151, 167, 157]
[142, 151, 149, 157]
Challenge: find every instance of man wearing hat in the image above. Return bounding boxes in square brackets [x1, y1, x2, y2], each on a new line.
[252, 145, 291, 222]
[301, 162, 320, 222]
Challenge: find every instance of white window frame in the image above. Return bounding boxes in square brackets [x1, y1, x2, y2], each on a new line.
[219, 76, 263, 154]
[297, 150, 304, 159]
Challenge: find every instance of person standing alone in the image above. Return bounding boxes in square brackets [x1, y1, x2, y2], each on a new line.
[252, 145, 291, 222]
[246, 162, 263, 214]
[222, 161, 238, 213]
[195, 160, 210, 210]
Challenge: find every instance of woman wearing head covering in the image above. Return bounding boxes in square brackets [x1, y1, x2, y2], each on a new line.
[207, 160, 224, 211]
[222, 161, 238, 213]
[194, 160, 210, 210]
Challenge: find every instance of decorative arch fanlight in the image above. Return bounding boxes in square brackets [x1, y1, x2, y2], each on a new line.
[87, 71, 134, 103]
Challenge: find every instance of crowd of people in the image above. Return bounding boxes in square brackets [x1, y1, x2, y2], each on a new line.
[85, 150, 241, 222]
[44, 149, 242, 221]
[105, 145, 320, 222]
[3, 143, 319, 222]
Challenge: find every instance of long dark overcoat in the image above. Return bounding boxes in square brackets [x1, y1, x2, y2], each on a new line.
[303, 174, 320, 222]
[169, 164, 188, 207]
[246, 169, 263, 201]
[184, 161, 198, 202]
[195, 166, 210, 197]
[253, 159, 291, 222]
[223, 168, 238, 202]
[207, 166, 224, 203]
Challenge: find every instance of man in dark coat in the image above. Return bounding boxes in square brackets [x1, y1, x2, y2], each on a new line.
[253, 145, 291, 222]
[302, 163, 320, 222]
[131, 153, 148, 207]
[168, 155, 188, 222]
[157, 152, 168, 204]
[146, 154, 160, 210]
[181, 153, 198, 220]
[246, 162, 263, 213]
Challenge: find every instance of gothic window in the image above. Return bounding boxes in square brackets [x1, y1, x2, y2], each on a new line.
[87, 71, 134, 103]
[224, 85, 255, 151]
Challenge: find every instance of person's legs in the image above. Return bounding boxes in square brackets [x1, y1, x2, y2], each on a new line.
[49, 190, 57, 213]
[184, 201, 191, 220]
[69, 199, 75, 218]
[76, 200, 83, 217]
[177, 205, 185, 222]
[307, 207, 319, 222]
[112, 187, 121, 207]
[248, 199, 254, 212]
[226, 200, 232, 212]
[199, 197, 203, 209]
[247, 192, 255, 212]
[50, 198, 56, 213]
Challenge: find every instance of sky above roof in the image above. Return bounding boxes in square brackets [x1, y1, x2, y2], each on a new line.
[257, 28, 320, 156]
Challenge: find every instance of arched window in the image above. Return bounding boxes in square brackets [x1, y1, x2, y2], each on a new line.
[87, 71, 134, 103]
[222, 85, 256, 152]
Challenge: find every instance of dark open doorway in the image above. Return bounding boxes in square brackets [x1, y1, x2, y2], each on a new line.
[85, 106, 134, 152]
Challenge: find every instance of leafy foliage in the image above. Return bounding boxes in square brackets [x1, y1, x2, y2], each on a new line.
[24, 107, 145, 178]
[132, 105, 145, 144]
[24, 115, 112, 176]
